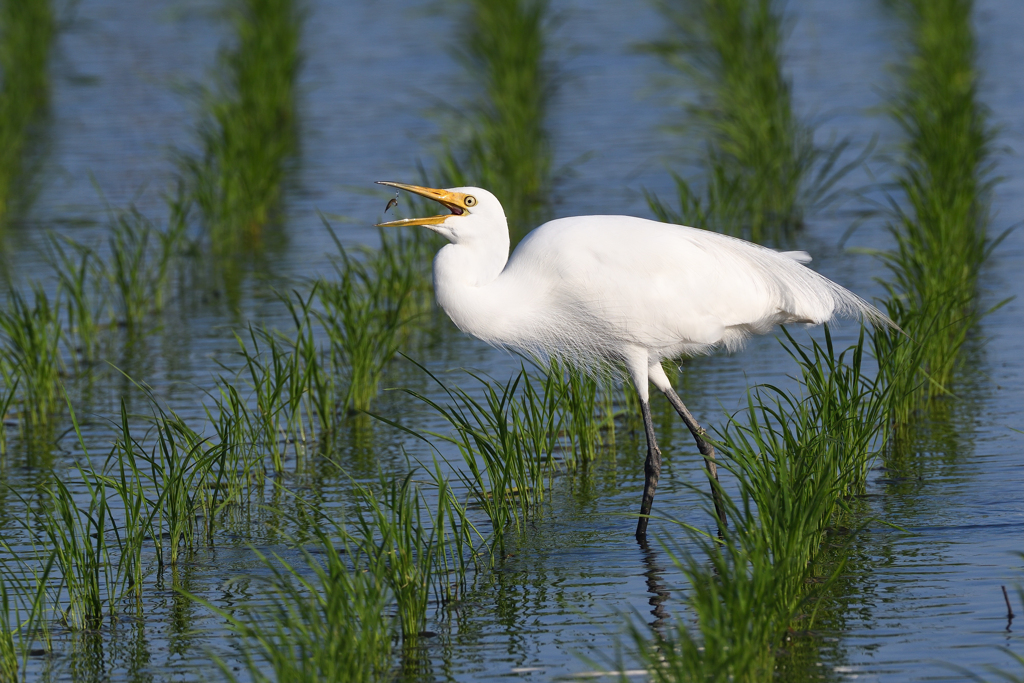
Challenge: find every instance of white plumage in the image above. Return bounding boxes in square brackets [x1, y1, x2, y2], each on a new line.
[376, 182, 891, 539]
[465, 214, 883, 362]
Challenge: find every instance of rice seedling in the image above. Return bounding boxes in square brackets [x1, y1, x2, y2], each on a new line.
[0, 284, 64, 434]
[626, 529, 797, 681]
[229, 327, 297, 473]
[712, 328, 887, 590]
[780, 325, 893, 486]
[348, 470, 442, 640]
[154, 412, 230, 564]
[714, 393, 864, 576]
[1, 575, 20, 680]
[510, 366, 566, 475]
[44, 233, 105, 364]
[280, 287, 337, 439]
[869, 0, 1002, 412]
[179, 0, 302, 249]
[523, 360, 625, 470]
[547, 361, 607, 467]
[0, 0, 54, 222]
[421, 456, 483, 602]
[51, 398, 147, 611]
[393, 366, 548, 547]
[102, 207, 188, 332]
[7, 397, 159, 632]
[434, 0, 553, 242]
[137, 412, 213, 567]
[29, 397, 192, 618]
[382, 354, 638, 551]
[624, 326, 890, 679]
[199, 521, 395, 683]
[869, 292, 933, 429]
[316, 225, 419, 414]
[39, 207, 188, 361]
[0, 541, 53, 681]
[99, 389, 223, 569]
[0, 373, 17, 455]
[204, 380, 267, 501]
[644, 0, 855, 244]
[34, 475, 119, 630]
[229, 299, 335, 473]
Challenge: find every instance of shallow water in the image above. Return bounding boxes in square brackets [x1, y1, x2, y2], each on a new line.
[1, 0, 1021, 681]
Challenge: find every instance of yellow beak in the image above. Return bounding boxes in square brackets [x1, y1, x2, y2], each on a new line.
[375, 181, 468, 227]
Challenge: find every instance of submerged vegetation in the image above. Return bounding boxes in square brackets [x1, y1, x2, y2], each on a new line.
[0, 0, 54, 221]
[645, 0, 853, 244]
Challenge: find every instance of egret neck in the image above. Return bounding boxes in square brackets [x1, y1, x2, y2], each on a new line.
[431, 227, 519, 346]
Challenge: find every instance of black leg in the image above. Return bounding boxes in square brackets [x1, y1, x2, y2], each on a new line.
[635, 398, 661, 540]
[662, 387, 727, 529]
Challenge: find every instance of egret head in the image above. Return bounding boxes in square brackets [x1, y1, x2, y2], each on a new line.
[375, 182, 505, 245]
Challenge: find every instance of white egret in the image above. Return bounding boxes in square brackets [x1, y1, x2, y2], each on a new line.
[376, 181, 891, 539]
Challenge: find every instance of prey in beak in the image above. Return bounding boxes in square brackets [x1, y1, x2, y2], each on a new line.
[375, 181, 476, 227]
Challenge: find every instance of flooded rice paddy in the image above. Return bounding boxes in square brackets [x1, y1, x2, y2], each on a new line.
[0, 0, 1021, 680]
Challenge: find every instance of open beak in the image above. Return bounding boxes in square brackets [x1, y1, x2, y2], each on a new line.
[375, 181, 466, 227]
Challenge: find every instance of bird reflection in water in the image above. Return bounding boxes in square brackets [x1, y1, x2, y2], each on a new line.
[638, 538, 671, 631]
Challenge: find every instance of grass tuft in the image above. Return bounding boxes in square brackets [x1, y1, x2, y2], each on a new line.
[435, 0, 553, 242]
[0, 284, 64, 436]
[316, 224, 422, 414]
[205, 523, 395, 683]
[644, 0, 855, 244]
[628, 326, 890, 678]
[0, 0, 54, 221]
[0, 542, 52, 680]
[870, 0, 1001, 419]
[179, 0, 302, 249]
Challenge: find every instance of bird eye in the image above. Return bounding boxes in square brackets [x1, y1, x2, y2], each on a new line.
[464, 195, 477, 207]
